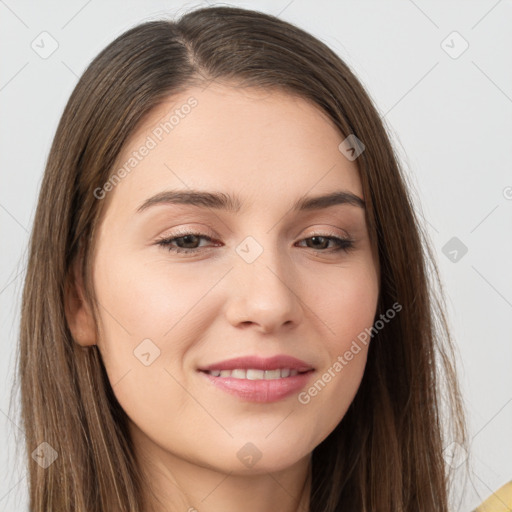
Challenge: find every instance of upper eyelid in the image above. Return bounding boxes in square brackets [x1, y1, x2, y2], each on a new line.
[157, 221, 353, 238]
[157, 228, 351, 241]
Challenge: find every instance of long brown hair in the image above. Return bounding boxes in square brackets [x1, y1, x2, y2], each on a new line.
[14, 5, 468, 511]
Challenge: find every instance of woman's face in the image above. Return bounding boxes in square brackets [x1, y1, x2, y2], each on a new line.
[84, 82, 379, 475]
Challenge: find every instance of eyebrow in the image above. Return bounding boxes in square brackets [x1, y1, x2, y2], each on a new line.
[136, 189, 365, 214]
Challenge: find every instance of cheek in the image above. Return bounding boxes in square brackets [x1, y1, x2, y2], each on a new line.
[93, 247, 221, 351]
[335, 280, 378, 346]
[90, 249, 228, 425]
[312, 259, 379, 349]
[297, 261, 378, 427]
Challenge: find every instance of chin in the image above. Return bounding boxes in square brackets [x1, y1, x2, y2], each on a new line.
[196, 435, 314, 475]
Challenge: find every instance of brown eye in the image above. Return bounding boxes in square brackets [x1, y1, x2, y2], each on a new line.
[156, 232, 216, 254]
[156, 232, 355, 256]
[296, 235, 355, 252]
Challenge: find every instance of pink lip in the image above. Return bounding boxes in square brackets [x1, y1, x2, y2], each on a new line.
[200, 371, 314, 402]
[198, 355, 315, 403]
[198, 355, 314, 372]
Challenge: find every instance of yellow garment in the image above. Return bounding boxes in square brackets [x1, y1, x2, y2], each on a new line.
[473, 481, 512, 512]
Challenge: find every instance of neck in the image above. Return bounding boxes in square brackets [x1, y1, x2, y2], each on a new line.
[133, 429, 312, 512]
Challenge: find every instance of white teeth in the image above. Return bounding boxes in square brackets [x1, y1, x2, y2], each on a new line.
[246, 369, 264, 380]
[264, 369, 281, 379]
[205, 368, 303, 380]
[231, 369, 246, 379]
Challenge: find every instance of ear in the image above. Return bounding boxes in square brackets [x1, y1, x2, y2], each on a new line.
[64, 256, 97, 347]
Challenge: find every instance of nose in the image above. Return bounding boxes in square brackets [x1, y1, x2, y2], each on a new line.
[224, 240, 304, 334]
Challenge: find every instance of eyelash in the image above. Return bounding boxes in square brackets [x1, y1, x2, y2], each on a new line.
[155, 231, 355, 255]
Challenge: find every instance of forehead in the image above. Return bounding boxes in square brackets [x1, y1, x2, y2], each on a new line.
[104, 82, 363, 218]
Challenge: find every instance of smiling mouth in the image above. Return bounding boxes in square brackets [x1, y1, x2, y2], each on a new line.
[197, 355, 315, 402]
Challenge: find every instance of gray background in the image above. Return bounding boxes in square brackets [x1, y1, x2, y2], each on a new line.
[1, 1, 511, 510]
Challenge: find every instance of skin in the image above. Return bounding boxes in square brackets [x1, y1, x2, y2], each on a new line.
[66, 81, 380, 512]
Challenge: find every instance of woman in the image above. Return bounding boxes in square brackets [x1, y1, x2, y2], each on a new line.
[17, 5, 470, 511]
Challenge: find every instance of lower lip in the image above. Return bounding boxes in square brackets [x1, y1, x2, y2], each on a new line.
[199, 370, 314, 403]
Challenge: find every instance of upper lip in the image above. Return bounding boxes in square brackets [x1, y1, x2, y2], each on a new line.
[198, 355, 314, 372]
